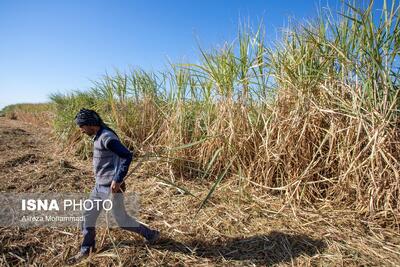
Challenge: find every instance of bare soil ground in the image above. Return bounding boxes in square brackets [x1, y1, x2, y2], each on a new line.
[0, 117, 399, 266]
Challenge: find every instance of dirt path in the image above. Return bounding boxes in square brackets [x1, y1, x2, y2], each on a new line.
[0, 117, 399, 266]
[0, 117, 92, 193]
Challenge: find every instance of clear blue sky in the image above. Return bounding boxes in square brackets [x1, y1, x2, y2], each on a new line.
[0, 0, 390, 109]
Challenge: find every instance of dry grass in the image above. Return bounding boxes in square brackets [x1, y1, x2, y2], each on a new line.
[1, 2, 399, 266]
[25, 0, 397, 226]
[0, 118, 399, 266]
[2, 103, 54, 128]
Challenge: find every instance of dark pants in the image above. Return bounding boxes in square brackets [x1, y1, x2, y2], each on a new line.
[80, 183, 140, 253]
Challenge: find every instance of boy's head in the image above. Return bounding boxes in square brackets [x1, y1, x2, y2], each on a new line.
[74, 108, 102, 136]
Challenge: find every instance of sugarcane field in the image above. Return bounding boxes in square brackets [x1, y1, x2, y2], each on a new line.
[0, 0, 399, 266]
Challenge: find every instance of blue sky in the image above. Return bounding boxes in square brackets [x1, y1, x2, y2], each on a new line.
[0, 0, 391, 109]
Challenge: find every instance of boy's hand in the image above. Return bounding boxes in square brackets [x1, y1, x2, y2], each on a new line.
[111, 181, 122, 193]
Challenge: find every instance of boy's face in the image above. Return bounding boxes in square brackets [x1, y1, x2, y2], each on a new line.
[79, 125, 98, 136]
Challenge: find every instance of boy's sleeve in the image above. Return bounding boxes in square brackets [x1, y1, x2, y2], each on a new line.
[105, 139, 133, 183]
[101, 131, 119, 148]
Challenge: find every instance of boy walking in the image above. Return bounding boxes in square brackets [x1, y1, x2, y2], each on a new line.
[67, 108, 159, 264]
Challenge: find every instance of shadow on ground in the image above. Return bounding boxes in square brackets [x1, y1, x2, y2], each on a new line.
[102, 231, 326, 266]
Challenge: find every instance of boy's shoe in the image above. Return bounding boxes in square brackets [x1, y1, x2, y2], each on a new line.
[132, 224, 160, 245]
[146, 230, 160, 245]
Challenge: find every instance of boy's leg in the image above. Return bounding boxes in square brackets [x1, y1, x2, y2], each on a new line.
[111, 193, 160, 243]
[80, 186, 103, 253]
[67, 186, 103, 264]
